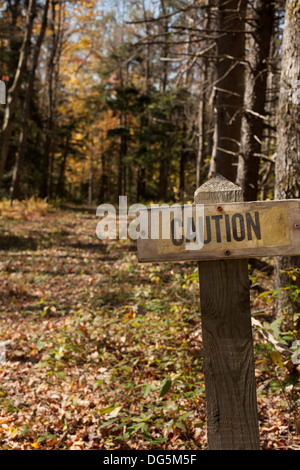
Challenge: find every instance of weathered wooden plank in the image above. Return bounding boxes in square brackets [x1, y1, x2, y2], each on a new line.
[196, 175, 260, 450]
[137, 199, 300, 262]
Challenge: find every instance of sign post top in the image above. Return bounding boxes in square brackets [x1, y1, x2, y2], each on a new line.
[137, 174, 300, 263]
[195, 173, 243, 204]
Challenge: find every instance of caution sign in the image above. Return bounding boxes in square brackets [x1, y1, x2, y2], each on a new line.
[137, 200, 300, 262]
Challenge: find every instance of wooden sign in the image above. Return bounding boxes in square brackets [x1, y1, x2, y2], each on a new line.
[137, 199, 300, 262]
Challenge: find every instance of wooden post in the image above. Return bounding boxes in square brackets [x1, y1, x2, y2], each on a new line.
[195, 174, 260, 450]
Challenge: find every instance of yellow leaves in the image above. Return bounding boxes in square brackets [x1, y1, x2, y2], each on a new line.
[151, 276, 160, 285]
[255, 359, 267, 366]
[74, 132, 85, 141]
[270, 351, 284, 369]
[125, 309, 135, 322]
[0, 197, 48, 220]
[149, 269, 161, 285]
[31, 442, 40, 449]
[0, 423, 19, 440]
[77, 39, 90, 49]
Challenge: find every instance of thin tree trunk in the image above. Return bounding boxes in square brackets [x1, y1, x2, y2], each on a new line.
[88, 150, 93, 205]
[158, 0, 169, 201]
[137, 166, 146, 202]
[0, 0, 36, 186]
[40, 1, 56, 198]
[7, 0, 22, 82]
[136, 0, 150, 203]
[196, 60, 208, 187]
[137, 120, 147, 203]
[236, 0, 274, 201]
[274, 0, 300, 314]
[208, 0, 247, 183]
[117, 59, 128, 199]
[179, 147, 186, 204]
[159, 158, 168, 201]
[118, 114, 127, 197]
[9, 0, 49, 203]
[99, 129, 107, 201]
[56, 133, 69, 199]
[196, 0, 210, 187]
[40, 0, 64, 198]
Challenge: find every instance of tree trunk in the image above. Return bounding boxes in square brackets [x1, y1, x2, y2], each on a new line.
[159, 157, 168, 201]
[208, 0, 247, 183]
[9, 0, 49, 203]
[137, 165, 146, 202]
[7, 0, 22, 83]
[236, 0, 274, 201]
[158, 0, 169, 201]
[99, 129, 107, 202]
[274, 0, 300, 314]
[196, 0, 210, 187]
[88, 151, 93, 205]
[56, 133, 70, 199]
[40, 0, 64, 198]
[179, 147, 185, 204]
[196, 65, 207, 187]
[118, 119, 127, 197]
[0, 0, 36, 186]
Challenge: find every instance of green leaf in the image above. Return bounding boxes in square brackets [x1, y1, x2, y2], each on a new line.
[99, 418, 119, 429]
[175, 421, 186, 430]
[20, 424, 29, 436]
[159, 378, 172, 397]
[54, 371, 66, 380]
[154, 437, 168, 443]
[99, 404, 122, 416]
[33, 361, 50, 369]
[37, 433, 57, 443]
[143, 431, 153, 441]
[179, 410, 193, 420]
[132, 422, 146, 432]
[37, 339, 46, 351]
[143, 384, 151, 398]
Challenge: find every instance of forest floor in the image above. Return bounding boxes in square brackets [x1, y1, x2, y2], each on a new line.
[0, 200, 299, 450]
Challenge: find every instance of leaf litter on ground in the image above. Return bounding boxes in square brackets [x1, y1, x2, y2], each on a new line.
[0, 203, 299, 450]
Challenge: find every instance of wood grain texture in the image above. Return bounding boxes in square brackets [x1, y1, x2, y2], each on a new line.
[137, 199, 300, 262]
[196, 174, 260, 450]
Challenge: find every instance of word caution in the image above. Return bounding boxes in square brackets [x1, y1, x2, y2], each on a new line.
[170, 211, 261, 246]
